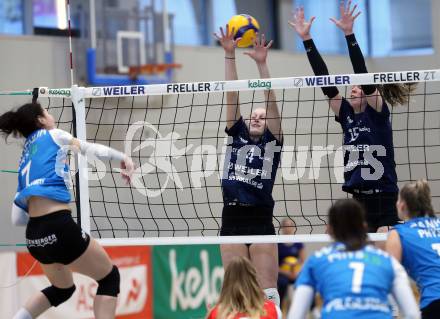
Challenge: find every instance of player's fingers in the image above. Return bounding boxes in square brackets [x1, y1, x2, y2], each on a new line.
[346, 0, 352, 14]
[220, 26, 225, 38]
[353, 11, 362, 20]
[339, 0, 345, 16]
[350, 4, 358, 16]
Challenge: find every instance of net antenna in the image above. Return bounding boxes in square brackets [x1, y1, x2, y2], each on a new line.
[87, 0, 179, 86]
[31, 69, 440, 245]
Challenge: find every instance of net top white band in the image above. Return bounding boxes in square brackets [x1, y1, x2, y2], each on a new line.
[97, 233, 388, 246]
[36, 68, 440, 98]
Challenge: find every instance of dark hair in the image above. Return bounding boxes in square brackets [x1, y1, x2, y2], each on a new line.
[328, 199, 368, 251]
[400, 179, 435, 218]
[377, 83, 417, 106]
[0, 103, 44, 139]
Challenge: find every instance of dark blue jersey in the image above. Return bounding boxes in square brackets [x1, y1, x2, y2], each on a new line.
[336, 98, 398, 193]
[221, 118, 282, 208]
[394, 217, 440, 308]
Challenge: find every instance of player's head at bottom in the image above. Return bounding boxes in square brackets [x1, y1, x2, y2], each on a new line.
[397, 179, 435, 221]
[327, 198, 368, 251]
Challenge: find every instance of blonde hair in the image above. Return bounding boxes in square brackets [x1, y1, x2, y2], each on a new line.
[377, 83, 417, 106]
[399, 179, 435, 218]
[213, 256, 266, 319]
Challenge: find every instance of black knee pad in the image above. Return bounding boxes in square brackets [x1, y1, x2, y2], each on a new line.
[41, 285, 76, 307]
[96, 265, 120, 297]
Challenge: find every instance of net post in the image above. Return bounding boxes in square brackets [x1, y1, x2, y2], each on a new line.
[71, 85, 91, 233]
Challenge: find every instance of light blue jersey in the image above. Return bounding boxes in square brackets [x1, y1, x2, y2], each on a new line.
[394, 217, 440, 309]
[296, 243, 397, 319]
[15, 129, 73, 211]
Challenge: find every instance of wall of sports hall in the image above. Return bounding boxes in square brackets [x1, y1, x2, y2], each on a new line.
[0, 0, 439, 247]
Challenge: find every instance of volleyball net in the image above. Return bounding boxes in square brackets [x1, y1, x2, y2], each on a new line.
[4, 69, 440, 245]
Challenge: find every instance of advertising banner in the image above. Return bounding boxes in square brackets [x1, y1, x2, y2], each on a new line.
[16, 246, 152, 319]
[152, 245, 224, 319]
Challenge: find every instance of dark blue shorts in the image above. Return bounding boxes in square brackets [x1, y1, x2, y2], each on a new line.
[353, 192, 400, 232]
[220, 204, 275, 236]
[26, 210, 90, 265]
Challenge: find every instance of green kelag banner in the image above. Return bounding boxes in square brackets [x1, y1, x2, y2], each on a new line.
[152, 245, 224, 319]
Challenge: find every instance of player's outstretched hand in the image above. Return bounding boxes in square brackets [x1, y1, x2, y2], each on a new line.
[330, 0, 361, 36]
[213, 24, 242, 55]
[288, 6, 315, 41]
[243, 33, 273, 65]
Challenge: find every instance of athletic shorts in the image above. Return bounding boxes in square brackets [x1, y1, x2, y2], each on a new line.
[352, 192, 400, 232]
[422, 299, 440, 319]
[220, 204, 275, 236]
[25, 210, 90, 265]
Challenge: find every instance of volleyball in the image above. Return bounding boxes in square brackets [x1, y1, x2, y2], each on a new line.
[228, 14, 260, 48]
[280, 256, 301, 275]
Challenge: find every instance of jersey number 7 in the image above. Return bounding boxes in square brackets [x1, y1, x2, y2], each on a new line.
[22, 161, 32, 187]
[349, 262, 365, 293]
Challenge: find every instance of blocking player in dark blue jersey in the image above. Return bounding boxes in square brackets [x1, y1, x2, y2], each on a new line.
[0, 103, 134, 319]
[386, 180, 440, 319]
[289, 2, 414, 232]
[288, 199, 419, 319]
[213, 26, 283, 306]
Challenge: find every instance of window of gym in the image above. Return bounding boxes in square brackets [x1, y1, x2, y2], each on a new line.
[292, 0, 433, 57]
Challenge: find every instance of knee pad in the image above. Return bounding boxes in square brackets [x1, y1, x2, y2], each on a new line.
[96, 265, 120, 297]
[41, 285, 76, 307]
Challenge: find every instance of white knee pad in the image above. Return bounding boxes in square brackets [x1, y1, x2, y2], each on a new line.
[264, 287, 280, 307]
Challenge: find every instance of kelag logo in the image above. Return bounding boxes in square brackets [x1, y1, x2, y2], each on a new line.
[153, 245, 224, 319]
[248, 79, 272, 89]
[48, 89, 71, 97]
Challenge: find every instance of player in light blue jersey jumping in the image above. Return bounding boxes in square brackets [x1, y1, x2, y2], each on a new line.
[288, 199, 419, 319]
[0, 102, 134, 319]
[386, 180, 440, 319]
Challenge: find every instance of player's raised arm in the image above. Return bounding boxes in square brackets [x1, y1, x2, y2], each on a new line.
[289, 7, 343, 116]
[214, 25, 241, 129]
[331, 0, 383, 111]
[244, 33, 282, 142]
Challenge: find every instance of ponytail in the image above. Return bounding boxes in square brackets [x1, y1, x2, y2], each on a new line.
[0, 103, 44, 140]
[0, 111, 19, 138]
[377, 83, 417, 107]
